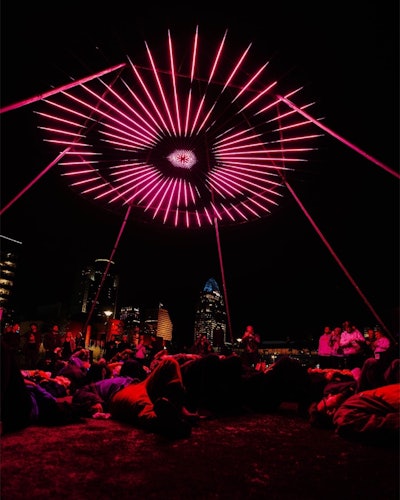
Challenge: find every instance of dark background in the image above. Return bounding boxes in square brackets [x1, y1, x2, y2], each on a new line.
[1, 2, 398, 347]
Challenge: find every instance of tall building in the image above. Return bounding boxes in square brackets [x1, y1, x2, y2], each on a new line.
[118, 302, 173, 346]
[142, 302, 173, 343]
[119, 305, 141, 332]
[0, 235, 22, 324]
[73, 258, 119, 322]
[193, 277, 227, 347]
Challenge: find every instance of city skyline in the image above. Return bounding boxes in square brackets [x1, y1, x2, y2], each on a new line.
[1, 3, 398, 345]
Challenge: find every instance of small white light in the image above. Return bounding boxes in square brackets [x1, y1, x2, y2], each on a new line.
[167, 149, 197, 169]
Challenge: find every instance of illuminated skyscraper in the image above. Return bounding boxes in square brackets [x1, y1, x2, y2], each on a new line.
[193, 278, 227, 347]
[75, 258, 119, 321]
[142, 302, 173, 343]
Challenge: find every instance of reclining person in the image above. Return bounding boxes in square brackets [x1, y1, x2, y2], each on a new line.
[309, 360, 400, 446]
[72, 356, 198, 439]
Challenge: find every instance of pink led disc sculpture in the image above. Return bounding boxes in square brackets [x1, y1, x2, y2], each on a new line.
[1, 27, 396, 342]
[36, 27, 320, 229]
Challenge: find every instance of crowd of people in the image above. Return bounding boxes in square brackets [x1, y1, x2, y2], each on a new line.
[317, 321, 393, 371]
[1, 320, 399, 445]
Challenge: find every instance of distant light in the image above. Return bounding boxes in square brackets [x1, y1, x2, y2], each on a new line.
[0, 235, 23, 245]
[95, 259, 115, 264]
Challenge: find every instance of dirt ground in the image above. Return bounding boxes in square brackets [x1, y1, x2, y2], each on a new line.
[1, 403, 399, 500]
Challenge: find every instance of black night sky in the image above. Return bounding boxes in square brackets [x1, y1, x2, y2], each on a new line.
[1, 2, 398, 347]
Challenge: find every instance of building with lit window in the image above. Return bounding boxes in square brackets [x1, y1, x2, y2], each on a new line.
[73, 258, 119, 322]
[142, 302, 173, 343]
[0, 235, 22, 324]
[119, 305, 141, 331]
[193, 277, 227, 347]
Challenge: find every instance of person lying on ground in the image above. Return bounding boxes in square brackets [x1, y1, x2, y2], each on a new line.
[1, 340, 81, 433]
[332, 383, 400, 445]
[309, 360, 400, 446]
[153, 351, 316, 417]
[72, 356, 200, 439]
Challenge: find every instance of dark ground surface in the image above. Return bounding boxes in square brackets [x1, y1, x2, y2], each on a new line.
[1, 403, 399, 500]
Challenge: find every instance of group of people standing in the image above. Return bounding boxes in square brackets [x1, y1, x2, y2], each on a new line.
[318, 321, 393, 371]
[1, 322, 86, 370]
[190, 325, 261, 367]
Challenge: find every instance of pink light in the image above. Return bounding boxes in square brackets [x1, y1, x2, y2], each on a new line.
[278, 95, 399, 178]
[203, 207, 213, 225]
[237, 81, 277, 113]
[184, 89, 193, 137]
[210, 202, 223, 220]
[231, 61, 270, 103]
[144, 177, 171, 216]
[145, 42, 177, 135]
[168, 30, 182, 136]
[0, 62, 126, 114]
[255, 87, 303, 116]
[221, 43, 252, 94]
[190, 27, 199, 83]
[266, 102, 315, 124]
[167, 149, 197, 169]
[162, 178, 177, 223]
[96, 78, 161, 138]
[111, 167, 161, 203]
[127, 58, 171, 133]
[34, 28, 321, 228]
[189, 94, 206, 136]
[7, 27, 392, 230]
[36, 112, 85, 128]
[184, 28, 199, 136]
[208, 30, 227, 84]
[79, 84, 158, 145]
[136, 174, 167, 205]
[174, 179, 183, 226]
[220, 203, 236, 221]
[230, 203, 248, 220]
[0, 149, 70, 216]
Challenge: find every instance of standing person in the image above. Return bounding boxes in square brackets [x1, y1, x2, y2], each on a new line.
[43, 324, 62, 359]
[135, 338, 148, 364]
[240, 325, 260, 367]
[364, 328, 376, 358]
[22, 323, 42, 369]
[117, 333, 131, 353]
[147, 334, 161, 363]
[339, 321, 366, 370]
[371, 329, 391, 360]
[2, 323, 21, 356]
[329, 326, 345, 369]
[61, 330, 76, 360]
[191, 334, 214, 355]
[75, 332, 85, 350]
[104, 334, 118, 361]
[317, 326, 333, 368]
